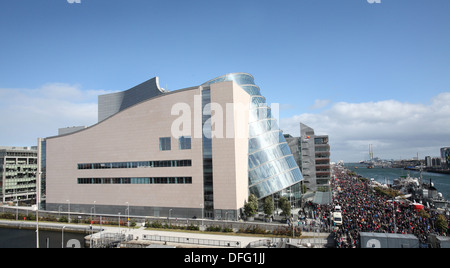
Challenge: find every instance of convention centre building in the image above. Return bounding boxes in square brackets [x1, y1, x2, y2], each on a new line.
[40, 73, 303, 220]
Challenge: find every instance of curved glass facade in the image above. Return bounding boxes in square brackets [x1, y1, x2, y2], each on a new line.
[202, 73, 303, 199]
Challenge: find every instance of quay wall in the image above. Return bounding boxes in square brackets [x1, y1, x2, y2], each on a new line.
[0, 206, 305, 234]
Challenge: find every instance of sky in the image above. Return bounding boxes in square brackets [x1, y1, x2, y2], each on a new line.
[0, 0, 449, 162]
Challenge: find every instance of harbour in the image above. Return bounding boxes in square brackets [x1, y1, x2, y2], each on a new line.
[346, 163, 450, 201]
[0, 225, 87, 248]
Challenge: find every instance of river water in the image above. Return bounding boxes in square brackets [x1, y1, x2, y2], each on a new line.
[0, 227, 87, 248]
[345, 163, 450, 200]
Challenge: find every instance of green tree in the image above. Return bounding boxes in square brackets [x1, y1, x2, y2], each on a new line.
[263, 196, 274, 217]
[418, 209, 429, 219]
[244, 194, 258, 218]
[278, 196, 291, 218]
[436, 214, 448, 234]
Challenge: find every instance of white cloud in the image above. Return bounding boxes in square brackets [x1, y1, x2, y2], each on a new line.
[0, 83, 111, 146]
[280, 92, 450, 162]
[308, 99, 331, 110]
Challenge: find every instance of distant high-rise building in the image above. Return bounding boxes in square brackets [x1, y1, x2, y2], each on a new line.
[285, 123, 331, 193]
[301, 123, 331, 192]
[285, 123, 331, 204]
[0, 146, 38, 204]
[441, 147, 450, 169]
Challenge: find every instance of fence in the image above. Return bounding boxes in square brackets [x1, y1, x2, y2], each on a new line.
[90, 233, 133, 248]
[142, 234, 242, 248]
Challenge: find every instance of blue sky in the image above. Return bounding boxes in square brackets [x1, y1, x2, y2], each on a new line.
[0, 0, 449, 162]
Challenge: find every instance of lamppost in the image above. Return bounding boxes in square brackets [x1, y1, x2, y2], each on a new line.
[168, 208, 173, 227]
[62, 226, 66, 248]
[200, 203, 204, 227]
[90, 206, 95, 223]
[35, 203, 39, 248]
[15, 198, 19, 221]
[66, 200, 70, 223]
[118, 212, 121, 233]
[36, 171, 41, 248]
[125, 202, 129, 228]
[93, 201, 96, 223]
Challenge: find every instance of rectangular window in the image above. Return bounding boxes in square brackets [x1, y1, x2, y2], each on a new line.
[179, 136, 191, 150]
[159, 137, 171, 151]
[78, 159, 191, 169]
[78, 176, 192, 185]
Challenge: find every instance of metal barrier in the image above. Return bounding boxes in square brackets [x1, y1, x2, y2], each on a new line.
[142, 234, 241, 248]
[90, 233, 133, 248]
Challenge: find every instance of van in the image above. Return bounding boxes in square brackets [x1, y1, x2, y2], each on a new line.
[332, 212, 343, 226]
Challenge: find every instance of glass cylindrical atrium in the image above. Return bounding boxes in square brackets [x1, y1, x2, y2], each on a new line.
[202, 73, 303, 200]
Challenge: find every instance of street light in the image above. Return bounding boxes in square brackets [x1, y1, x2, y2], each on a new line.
[200, 203, 204, 227]
[118, 212, 121, 233]
[36, 171, 42, 248]
[62, 226, 66, 248]
[14, 198, 19, 221]
[125, 202, 130, 228]
[93, 201, 96, 223]
[66, 200, 70, 223]
[90, 206, 95, 222]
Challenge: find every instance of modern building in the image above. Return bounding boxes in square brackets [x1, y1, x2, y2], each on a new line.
[0, 146, 38, 204]
[98, 77, 168, 122]
[441, 147, 450, 169]
[301, 123, 331, 192]
[41, 73, 303, 219]
[285, 123, 331, 194]
[425, 156, 442, 168]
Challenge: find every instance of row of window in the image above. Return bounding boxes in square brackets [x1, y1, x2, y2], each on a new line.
[77, 159, 192, 170]
[77, 177, 193, 185]
[159, 136, 191, 151]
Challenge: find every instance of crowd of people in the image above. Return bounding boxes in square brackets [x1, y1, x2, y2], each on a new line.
[328, 168, 449, 248]
[299, 167, 450, 248]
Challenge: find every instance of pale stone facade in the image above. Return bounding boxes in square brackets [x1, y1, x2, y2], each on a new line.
[45, 81, 251, 219]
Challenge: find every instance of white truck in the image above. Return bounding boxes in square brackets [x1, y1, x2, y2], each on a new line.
[332, 212, 343, 226]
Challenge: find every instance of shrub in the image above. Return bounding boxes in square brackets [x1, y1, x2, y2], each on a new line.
[272, 226, 302, 237]
[239, 225, 268, 235]
[58, 216, 68, 223]
[150, 221, 163, 228]
[0, 212, 15, 220]
[222, 226, 233, 233]
[206, 225, 222, 232]
[187, 224, 199, 231]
